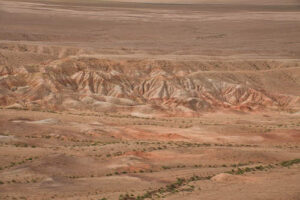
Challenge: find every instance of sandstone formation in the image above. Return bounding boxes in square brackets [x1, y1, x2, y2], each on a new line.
[0, 44, 299, 115]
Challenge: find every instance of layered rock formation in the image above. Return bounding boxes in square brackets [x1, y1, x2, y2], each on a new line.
[0, 44, 299, 115]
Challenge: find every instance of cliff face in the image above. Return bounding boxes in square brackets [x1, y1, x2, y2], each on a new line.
[0, 45, 299, 115]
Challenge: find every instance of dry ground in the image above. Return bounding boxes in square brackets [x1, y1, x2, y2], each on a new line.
[1, 0, 300, 59]
[0, 109, 300, 200]
[0, 0, 300, 199]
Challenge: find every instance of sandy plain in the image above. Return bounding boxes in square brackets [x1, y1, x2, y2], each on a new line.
[0, 0, 300, 199]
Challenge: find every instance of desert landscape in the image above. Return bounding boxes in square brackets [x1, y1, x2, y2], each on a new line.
[0, 0, 300, 199]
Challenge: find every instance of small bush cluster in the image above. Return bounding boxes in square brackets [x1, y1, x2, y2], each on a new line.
[117, 158, 300, 199]
[172, 142, 258, 148]
[0, 157, 37, 171]
[280, 159, 300, 167]
[119, 175, 212, 200]
[227, 164, 274, 175]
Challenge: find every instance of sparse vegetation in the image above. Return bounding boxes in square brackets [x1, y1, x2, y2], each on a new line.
[280, 159, 300, 167]
[0, 98, 299, 199]
[0, 1, 300, 199]
[0, 157, 38, 171]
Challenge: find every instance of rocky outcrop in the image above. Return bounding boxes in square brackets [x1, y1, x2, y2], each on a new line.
[0, 53, 299, 115]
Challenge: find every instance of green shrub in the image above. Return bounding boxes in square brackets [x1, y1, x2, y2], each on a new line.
[281, 159, 300, 167]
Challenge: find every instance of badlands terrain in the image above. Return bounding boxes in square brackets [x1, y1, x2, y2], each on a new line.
[0, 0, 300, 199]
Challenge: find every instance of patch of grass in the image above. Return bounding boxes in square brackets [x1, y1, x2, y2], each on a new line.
[227, 164, 275, 175]
[0, 157, 38, 171]
[162, 166, 171, 170]
[120, 174, 212, 200]
[119, 193, 135, 200]
[280, 159, 300, 167]
[119, 158, 299, 200]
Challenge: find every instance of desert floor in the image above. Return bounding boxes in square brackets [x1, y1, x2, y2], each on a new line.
[0, 0, 300, 199]
[1, 0, 300, 59]
[0, 109, 300, 200]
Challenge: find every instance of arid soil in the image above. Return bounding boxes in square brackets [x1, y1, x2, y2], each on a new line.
[1, 109, 300, 200]
[0, 0, 300, 199]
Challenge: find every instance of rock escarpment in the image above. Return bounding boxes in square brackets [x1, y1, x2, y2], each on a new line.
[0, 46, 299, 115]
